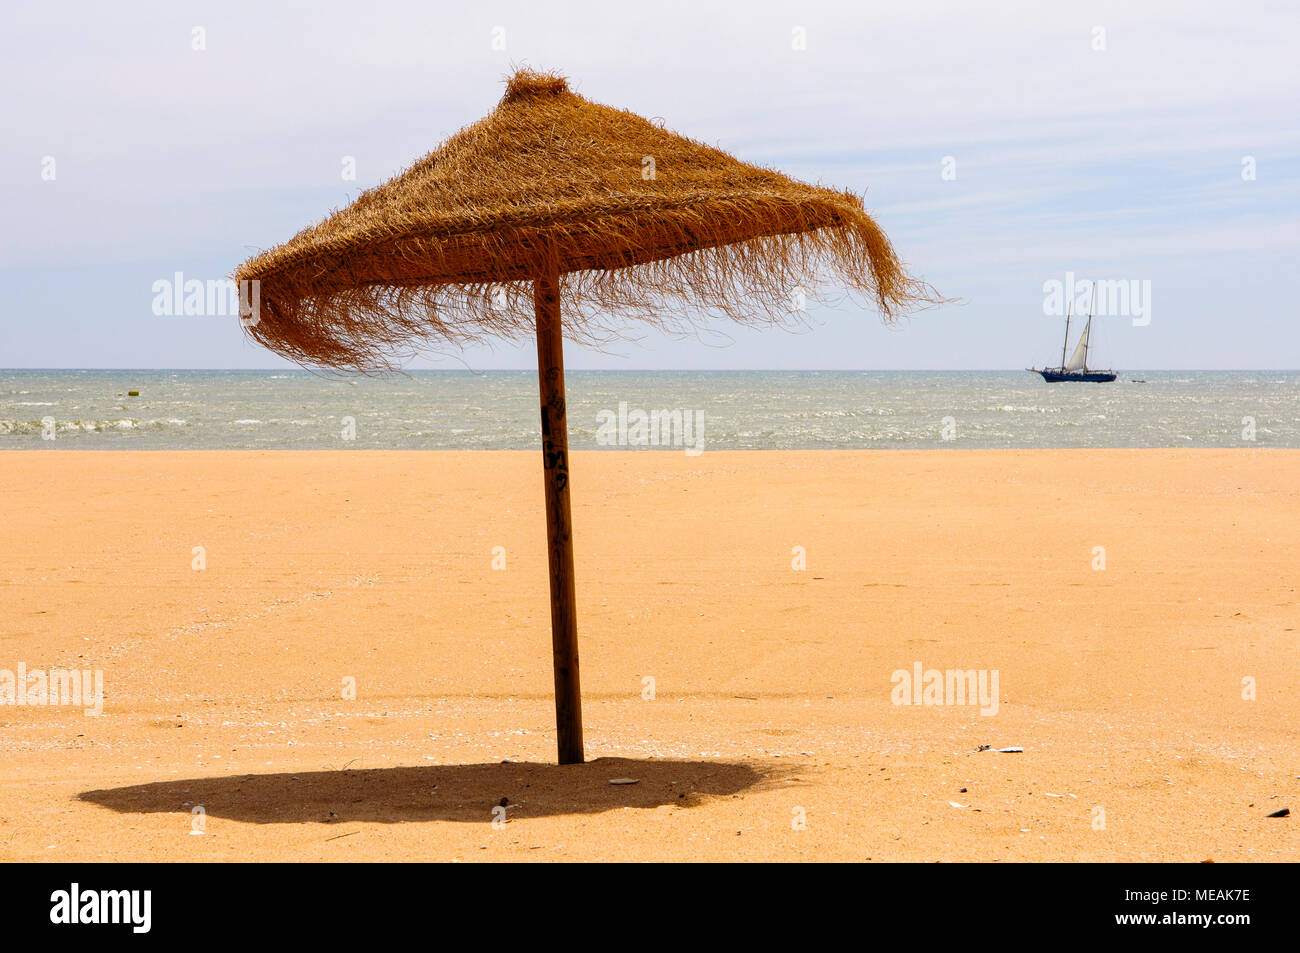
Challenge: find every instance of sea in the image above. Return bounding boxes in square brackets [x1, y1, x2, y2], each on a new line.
[2, 370, 1297, 450]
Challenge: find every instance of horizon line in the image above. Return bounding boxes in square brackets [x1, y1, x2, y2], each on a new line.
[2, 367, 1298, 374]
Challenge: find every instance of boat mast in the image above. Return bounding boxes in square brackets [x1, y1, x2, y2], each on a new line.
[1059, 297, 1073, 371]
[1082, 281, 1095, 371]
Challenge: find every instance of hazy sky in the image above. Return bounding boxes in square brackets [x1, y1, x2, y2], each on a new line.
[2, 0, 1297, 369]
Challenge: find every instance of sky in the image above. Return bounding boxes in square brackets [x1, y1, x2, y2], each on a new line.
[1, 0, 1297, 370]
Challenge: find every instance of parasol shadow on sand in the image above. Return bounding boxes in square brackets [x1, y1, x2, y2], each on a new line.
[234, 68, 938, 764]
[78, 758, 798, 824]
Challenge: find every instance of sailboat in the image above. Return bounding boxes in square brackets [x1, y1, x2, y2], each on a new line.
[1029, 281, 1117, 383]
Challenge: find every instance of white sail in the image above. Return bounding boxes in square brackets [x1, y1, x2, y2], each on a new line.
[1063, 319, 1091, 371]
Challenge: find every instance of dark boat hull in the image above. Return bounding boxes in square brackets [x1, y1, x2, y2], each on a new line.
[1033, 369, 1117, 383]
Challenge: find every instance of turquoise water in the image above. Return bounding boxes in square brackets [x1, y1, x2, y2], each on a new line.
[1, 370, 1296, 449]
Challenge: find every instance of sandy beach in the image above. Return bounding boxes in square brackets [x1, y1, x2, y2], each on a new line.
[0, 449, 1296, 862]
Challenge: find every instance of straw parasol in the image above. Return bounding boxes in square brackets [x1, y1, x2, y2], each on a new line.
[234, 68, 937, 764]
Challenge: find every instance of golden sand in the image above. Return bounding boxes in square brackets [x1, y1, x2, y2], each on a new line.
[0, 450, 1296, 861]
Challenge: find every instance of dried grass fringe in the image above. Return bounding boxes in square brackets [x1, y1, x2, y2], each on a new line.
[234, 69, 941, 372]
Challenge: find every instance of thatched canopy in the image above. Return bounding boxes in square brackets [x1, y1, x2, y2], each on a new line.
[235, 69, 936, 371]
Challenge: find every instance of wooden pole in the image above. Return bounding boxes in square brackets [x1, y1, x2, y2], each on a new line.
[534, 267, 584, 764]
